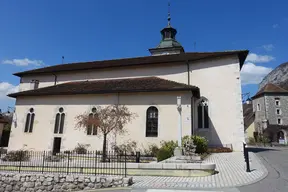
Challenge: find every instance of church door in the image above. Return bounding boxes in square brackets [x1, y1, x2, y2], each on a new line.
[52, 137, 61, 155]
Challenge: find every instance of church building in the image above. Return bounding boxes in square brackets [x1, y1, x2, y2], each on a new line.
[7, 11, 248, 152]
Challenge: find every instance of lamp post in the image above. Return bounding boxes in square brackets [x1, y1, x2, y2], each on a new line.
[177, 96, 182, 147]
[174, 96, 183, 157]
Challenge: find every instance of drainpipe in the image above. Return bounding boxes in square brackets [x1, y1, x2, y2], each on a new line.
[186, 60, 190, 86]
[186, 60, 194, 135]
[53, 74, 57, 85]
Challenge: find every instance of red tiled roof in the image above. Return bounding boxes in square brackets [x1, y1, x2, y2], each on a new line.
[252, 83, 288, 99]
[8, 77, 200, 98]
[13, 50, 249, 77]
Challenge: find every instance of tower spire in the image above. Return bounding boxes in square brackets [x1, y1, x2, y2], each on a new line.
[149, 0, 184, 56]
[168, 1, 171, 27]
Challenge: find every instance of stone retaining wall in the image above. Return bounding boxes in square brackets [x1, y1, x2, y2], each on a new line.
[0, 173, 133, 192]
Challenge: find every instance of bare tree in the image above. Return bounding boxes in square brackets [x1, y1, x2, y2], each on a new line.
[75, 105, 136, 161]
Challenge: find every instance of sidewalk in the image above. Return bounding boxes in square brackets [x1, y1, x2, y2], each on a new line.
[131, 152, 268, 189]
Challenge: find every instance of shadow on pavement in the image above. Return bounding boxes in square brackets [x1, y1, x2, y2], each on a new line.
[248, 147, 278, 153]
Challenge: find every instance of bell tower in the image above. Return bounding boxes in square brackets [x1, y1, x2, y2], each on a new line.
[149, 2, 184, 56]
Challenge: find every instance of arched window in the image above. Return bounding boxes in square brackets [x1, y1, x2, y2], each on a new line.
[87, 107, 97, 135]
[54, 107, 65, 134]
[197, 99, 209, 129]
[24, 108, 35, 133]
[146, 106, 158, 137]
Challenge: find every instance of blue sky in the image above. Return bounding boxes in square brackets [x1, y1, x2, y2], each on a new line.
[0, 0, 288, 111]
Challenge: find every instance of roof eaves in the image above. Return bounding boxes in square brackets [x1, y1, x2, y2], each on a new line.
[13, 50, 249, 77]
[7, 87, 198, 98]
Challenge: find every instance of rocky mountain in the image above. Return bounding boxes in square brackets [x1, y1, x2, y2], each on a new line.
[259, 62, 288, 90]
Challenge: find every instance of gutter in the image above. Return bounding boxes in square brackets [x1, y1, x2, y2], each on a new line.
[186, 60, 194, 135]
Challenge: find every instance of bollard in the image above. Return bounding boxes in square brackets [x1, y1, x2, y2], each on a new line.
[136, 151, 140, 163]
[243, 143, 251, 172]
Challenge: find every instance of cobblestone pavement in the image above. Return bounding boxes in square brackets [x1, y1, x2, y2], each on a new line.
[132, 152, 268, 189]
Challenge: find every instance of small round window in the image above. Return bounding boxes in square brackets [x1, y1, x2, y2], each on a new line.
[29, 108, 34, 113]
[59, 107, 64, 113]
[92, 107, 96, 113]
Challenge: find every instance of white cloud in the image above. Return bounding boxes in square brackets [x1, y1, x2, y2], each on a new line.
[246, 53, 274, 63]
[262, 44, 274, 51]
[241, 62, 273, 85]
[2, 58, 44, 66]
[0, 82, 18, 111]
[0, 82, 19, 99]
[272, 24, 279, 28]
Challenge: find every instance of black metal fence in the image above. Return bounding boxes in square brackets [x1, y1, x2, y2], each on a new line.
[0, 151, 128, 176]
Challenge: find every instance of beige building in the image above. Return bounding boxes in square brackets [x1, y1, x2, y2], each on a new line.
[243, 101, 255, 142]
[7, 18, 248, 152]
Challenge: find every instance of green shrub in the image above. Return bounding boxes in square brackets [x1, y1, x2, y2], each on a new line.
[113, 140, 138, 155]
[142, 144, 159, 157]
[156, 140, 177, 162]
[74, 143, 90, 154]
[2, 150, 30, 161]
[182, 135, 208, 154]
[45, 153, 67, 162]
[192, 135, 208, 154]
[157, 148, 172, 162]
[247, 137, 256, 145]
[64, 150, 71, 154]
[258, 135, 270, 144]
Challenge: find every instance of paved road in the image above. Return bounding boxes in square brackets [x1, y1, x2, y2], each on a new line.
[237, 147, 288, 192]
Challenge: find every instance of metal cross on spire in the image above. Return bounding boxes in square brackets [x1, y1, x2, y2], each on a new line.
[168, 1, 171, 27]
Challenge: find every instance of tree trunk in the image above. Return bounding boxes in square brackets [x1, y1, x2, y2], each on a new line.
[102, 134, 107, 162]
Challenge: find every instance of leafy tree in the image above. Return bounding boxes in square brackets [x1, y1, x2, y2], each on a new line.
[75, 105, 136, 161]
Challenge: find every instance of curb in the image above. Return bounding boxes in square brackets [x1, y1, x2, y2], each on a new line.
[78, 187, 132, 192]
[131, 152, 269, 190]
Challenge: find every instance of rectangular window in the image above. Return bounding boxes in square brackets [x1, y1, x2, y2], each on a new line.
[257, 104, 261, 111]
[277, 118, 282, 125]
[276, 108, 281, 115]
[275, 98, 280, 106]
[30, 80, 39, 89]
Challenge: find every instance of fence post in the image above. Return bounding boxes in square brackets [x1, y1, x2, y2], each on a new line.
[18, 151, 23, 173]
[94, 150, 97, 175]
[124, 151, 127, 177]
[67, 151, 70, 175]
[136, 151, 140, 163]
[41, 151, 46, 174]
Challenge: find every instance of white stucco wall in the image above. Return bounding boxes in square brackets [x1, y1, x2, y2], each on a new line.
[14, 55, 244, 151]
[8, 92, 192, 151]
[189, 56, 244, 151]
